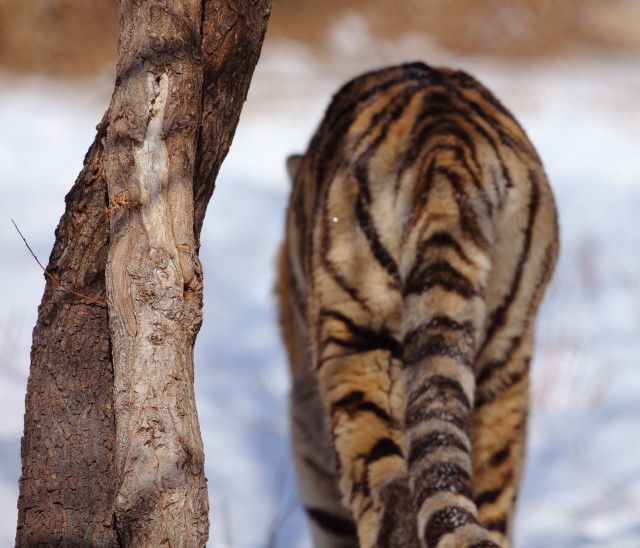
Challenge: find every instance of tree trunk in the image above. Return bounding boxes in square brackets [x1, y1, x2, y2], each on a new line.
[16, 1, 270, 546]
[104, 0, 210, 544]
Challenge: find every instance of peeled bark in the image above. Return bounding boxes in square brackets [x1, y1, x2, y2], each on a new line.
[16, 1, 270, 546]
[103, 2, 208, 544]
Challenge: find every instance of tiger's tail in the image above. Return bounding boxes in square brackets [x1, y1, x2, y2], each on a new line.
[399, 171, 500, 547]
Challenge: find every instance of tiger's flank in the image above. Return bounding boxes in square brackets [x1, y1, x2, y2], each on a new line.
[277, 62, 558, 548]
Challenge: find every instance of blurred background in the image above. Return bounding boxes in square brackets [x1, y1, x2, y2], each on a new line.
[1, 0, 640, 73]
[1, 1, 640, 546]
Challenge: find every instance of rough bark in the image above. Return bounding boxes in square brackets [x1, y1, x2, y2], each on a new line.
[194, 0, 272, 240]
[16, 118, 117, 547]
[16, 1, 270, 546]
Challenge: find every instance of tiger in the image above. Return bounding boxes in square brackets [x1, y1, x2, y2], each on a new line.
[276, 62, 558, 548]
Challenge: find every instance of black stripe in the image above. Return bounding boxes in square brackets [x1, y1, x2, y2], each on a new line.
[475, 366, 527, 408]
[320, 309, 401, 359]
[406, 157, 436, 228]
[407, 374, 471, 411]
[407, 431, 468, 467]
[479, 168, 541, 353]
[417, 231, 473, 265]
[404, 260, 478, 299]
[436, 84, 515, 201]
[354, 174, 401, 285]
[427, 127, 480, 167]
[449, 69, 512, 118]
[403, 332, 473, 368]
[365, 437, 403, 465]
[396, 139, 489, 214]
[402, 108, 465, 171]
[403, 316, 475, 368]
[349, 66, 424, 113]
[283, 250, 307, 321]
[400, 118, 455, 182]
[403, 61, 439, 81]
[536, 240, 559, 292]
[349, 478, 371, 501]
[321, 67, 424, 165]
[319, 265, 369, 315]
[430, 314, 474, 333]
[475, 488, 501, 508]
[484, 519, 507, 534]
[405, 315, 474, 341]
[414, 463, 473, 508]
[469, 542, 501, 548]
[351, 89, 405, 150]
[316, 83, 421, 307]
[306, 507, 358, 538]
[434, 165, 490, 250]
[447, 74, 534, 159]
[438, 127, 482, 175]
[331, 390, 392, 424]
[475, 471, 514, 509]
[323, 334, 398, 361]
[411, 89, 459, 132]
[474, 98, 533, 158]
[476, 335, 526, 387]
[409, 97, 501, 184]
[489, 445, 511, 468]
[457, 107, 513, 200]
[424, 506, 478, 547]
[358, 401, 393, 424]
[406, 72, 517, 207]
[353, 80, 420, 151]
[405, 408, 469, 432]
[332, 390, 365, 409]
[430, 143, 493, 215]
[350, 88, 418, 284]
[318, 202, 371, 316]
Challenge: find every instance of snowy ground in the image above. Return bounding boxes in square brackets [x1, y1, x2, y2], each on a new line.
[1, 17, 640, 547]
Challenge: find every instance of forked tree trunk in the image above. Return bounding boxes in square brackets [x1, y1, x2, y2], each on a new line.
[16, 1, 270, 546]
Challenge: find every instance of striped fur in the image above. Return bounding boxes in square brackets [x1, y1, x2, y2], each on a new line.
[276, 62, 558, 548]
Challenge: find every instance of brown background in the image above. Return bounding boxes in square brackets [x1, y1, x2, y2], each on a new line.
[1, 0, 639, 75]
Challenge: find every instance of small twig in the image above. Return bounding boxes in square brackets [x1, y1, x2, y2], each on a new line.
[12, 219, 107, 308]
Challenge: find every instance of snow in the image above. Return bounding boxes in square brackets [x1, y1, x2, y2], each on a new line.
[1, 18, 639, 547]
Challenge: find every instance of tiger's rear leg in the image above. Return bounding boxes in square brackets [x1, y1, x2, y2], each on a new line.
[470, 334, 532, 548]
[278, 248, 359, 547]
[315, 342, 419, 547]
[290, 374, 359, 547]
[470, 255, 558, 545]
[469, 176, 559, 547]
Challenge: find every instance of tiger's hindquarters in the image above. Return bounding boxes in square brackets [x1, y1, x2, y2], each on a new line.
[315, 345, 418, 548]
[278, 61, 559, 548]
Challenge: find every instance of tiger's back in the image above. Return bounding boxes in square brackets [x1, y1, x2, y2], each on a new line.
[277, 62, 558, 548]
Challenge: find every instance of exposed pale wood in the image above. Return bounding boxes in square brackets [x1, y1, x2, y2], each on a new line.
[103, 3, 208, 543]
